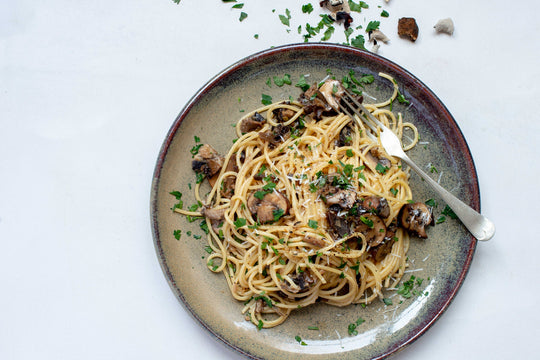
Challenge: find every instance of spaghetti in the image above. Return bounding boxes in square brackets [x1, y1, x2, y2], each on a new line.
[176, 73, 422, 328]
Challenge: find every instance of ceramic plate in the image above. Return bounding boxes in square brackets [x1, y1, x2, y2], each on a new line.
[150, 43, 479, 359]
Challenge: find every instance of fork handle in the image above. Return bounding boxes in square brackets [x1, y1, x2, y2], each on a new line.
[401, 154, 495, 241]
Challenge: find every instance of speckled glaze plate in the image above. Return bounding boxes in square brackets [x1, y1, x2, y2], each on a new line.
[150, 44, 479, 360]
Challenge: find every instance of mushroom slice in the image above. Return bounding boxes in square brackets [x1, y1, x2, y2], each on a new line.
[399, 202, 433, 238]
[191, 144, 224, 178]
[298, 83, 333, 120]
[281, 271, 316, 294]
[201, 206, 225, 234]
[326, 208, 351, 239]
[338, 124, 353, 146]
[321, 0, 352, 28]
[303, 235, 326, 248]
[361, 196, 390, 218]
[239, 112, 266, 133]
[220, 157, 238, 199]
[371, 238, 394, 262]
[363, 147, 391, 173]
[369, 29, 390, 44]
[318, 79, 345, 112]
[325, 189, 357, 209]
[354, 214, 386, 247]
[259, 124, 290, 147]
[273, 108, 296, 122]
[247, 191, 290, 223]
[371, 221, 398, 262]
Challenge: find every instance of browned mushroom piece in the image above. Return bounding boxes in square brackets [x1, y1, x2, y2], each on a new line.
[338, 124, 353, 146]
[201, 206, 225, 234]
[259, 124, 291, 147]
[247, 190, 290, 223]
[280, 270, 316, 294]
[326, 208, 351, 239]
[219, 157, 238, 198]
[273, 108, 296, 122]
[364, 147, 392, 173]
[318, 79, 345, 111]
[191, 144, 224, 178]
[303, 235, 326, 248]
[239, 112, 266, 133]
[398, 17, 419, 42]
[298, 83, 334, 120]
[320, 0, 353, 29]
[361, 196, 390, 218]
[208, 156, 238, 191]
[371, 238, 394, 262]
[371, 220, 398, 262]
[399, 202, 433, 238]
[354, 214, 387, 247]
[324, 188, 357, 209]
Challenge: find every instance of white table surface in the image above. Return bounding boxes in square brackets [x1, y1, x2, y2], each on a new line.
[1, 1, 538, 359]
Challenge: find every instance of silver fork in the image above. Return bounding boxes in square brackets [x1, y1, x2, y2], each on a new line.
[339, 89, 495, 241]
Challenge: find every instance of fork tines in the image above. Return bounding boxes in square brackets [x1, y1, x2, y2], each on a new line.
[338, 89, 384, 140]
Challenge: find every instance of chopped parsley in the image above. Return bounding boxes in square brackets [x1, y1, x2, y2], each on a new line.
[261, 93, 273, 105]
[273, 208, 285, 221]
[169, 190, 182, 199]
[359, 216, 374, 228]
[170, 191, 183, 211]
[375, 162, 389, 174]
[347, 317, 365, 336]
[350, 34, 366, 50]
[173, 230, 182, 240]
[321, 25, 335, 41]
[233, 217, 247, 228]
[207, 259, 218, 271]
[199, 220, 209, 234]
[254, 179, 276, 200]
[382, 298, 393, 306]
[254, 292, 273, 308]
[295, 335, 307, 346]
[278, 9, 291, 27]
[190, 143, 203, 157]
[425, 198, 438, 207]
[239, 12, 248, 22]
[396, 91, 410, 105]
[302, 3, 314, 14]
[308, 219, 318, 229]
[349, 0, 369, 13]
[397, 275, 428, 298]
[273, 73, 292, 87]
[295, 75, 310, 91]
[365, 20, 380, 32]
[441, 205, 458, 219]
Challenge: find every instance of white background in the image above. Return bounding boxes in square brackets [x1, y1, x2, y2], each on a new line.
[1, 1, 538, 359]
